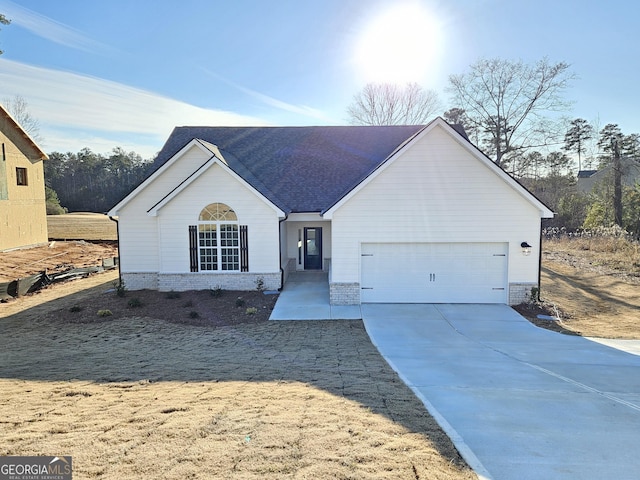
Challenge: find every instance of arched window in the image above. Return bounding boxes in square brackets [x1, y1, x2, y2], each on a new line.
[197, 203, 239, 271]
[199, 203, 238, 222]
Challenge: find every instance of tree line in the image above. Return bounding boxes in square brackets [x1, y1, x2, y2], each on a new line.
[44, 147, 153, 213]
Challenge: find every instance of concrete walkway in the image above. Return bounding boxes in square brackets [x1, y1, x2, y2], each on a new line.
[363, 304, 640, 480]
[269, 271, 361, 320]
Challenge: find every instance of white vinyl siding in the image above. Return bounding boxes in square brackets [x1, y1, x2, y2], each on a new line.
[115, 146, 212, 273]
[116, 145, 280, 276]
[157, 163, 279, 273]
[330, 124, 543, 291]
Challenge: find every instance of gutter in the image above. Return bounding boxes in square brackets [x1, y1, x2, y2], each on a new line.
[108, 215, 123, 287]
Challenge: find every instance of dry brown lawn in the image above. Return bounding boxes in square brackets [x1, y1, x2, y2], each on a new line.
[0, 272, 474, 480]
[4, 221, 638, 478]
[535, 236, 640, 339]
[47, 213, 118, 241]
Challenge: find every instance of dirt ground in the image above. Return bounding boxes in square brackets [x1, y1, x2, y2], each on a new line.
[522, 239, 640, 339]
[0, 240, 118, 281]
[0, 272, 474, 480]
[537, 259, 640, 339]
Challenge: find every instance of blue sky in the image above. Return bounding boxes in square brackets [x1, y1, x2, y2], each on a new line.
[0, 0, 637, 159]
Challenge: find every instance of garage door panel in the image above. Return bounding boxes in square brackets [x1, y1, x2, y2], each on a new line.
[361, 243, 507, 303]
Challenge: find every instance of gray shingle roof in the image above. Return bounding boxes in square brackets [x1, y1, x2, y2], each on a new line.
[577, 170, 597, 178]
[151, 125, 426, 213]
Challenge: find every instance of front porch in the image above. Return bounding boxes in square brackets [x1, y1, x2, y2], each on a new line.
[269, 271, 362, 320]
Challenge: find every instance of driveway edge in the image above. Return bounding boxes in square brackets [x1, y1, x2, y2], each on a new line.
[363, 318, 493, 480]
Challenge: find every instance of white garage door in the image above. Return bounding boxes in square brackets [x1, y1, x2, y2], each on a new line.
[361, 243, 508, 303]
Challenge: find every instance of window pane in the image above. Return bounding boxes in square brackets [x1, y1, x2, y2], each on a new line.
[199, 203, 237, 221]
[16, 167, 28, 186]
[220, 224, 239, 246]
[221, 247, 240, 271]
[199, 224, 217, 246]
[200, 248, 218, 270]
[199, 224, 218, 270]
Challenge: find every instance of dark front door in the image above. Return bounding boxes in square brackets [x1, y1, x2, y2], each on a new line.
[304, 227, 322, 270]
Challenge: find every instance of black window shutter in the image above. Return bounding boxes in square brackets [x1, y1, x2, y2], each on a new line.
[240, 225, 249, 272]
[189, 225, 199, 272]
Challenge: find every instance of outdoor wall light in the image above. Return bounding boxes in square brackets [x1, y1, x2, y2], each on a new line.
[521, 242, 532, 256]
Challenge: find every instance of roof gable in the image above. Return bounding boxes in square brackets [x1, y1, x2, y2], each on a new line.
[0, 104, 48, 161]
[108, 138, 215, 215]
[108, 139, 284, 217]
[147, 141, 285, 217]
[324, 118, 554, 218]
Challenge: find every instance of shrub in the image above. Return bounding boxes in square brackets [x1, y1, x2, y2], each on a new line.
[113, 280, 127, 297]
[182, 300, 194, 308]
[97, 309, 112, 317]
[256, 277, 265, 292]
[530, 286, 540, 303]
[127, 297, 143, 308]
[165, 291, 181, 299]
[69, 305, 83, 313]
[235, 297, 246, 308]
[210, 286, 223, 297]
[189, 311, 200, 319]
[246, 307, 258, 315]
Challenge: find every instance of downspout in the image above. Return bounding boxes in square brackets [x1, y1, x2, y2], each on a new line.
[278, 213, 289, 291]
[108, 215, 122, 286]
[537, 221, 543, 302]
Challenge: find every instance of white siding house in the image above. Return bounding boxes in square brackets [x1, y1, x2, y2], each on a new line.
[109, 140, 284, 292]
[324, 121, 551, 305]
[109, 119, 553, 305]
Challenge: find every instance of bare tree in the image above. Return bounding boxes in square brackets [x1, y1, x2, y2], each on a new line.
[3, 95, 43, 143]
[447, 58, 574, 167]
[347, 83, 441, 126]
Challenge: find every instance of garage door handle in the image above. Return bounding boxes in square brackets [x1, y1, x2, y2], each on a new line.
[361, 254, 373, 257]
[492, 287, 505, 290]
[361, 287, 373, 290]
[429, 273, 436, 282]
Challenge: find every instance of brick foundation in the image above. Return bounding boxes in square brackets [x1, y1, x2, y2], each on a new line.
[330, 282, 360, 305]
[121, 272, 280, 292]
[509, 282, 538, 305]
[121, 272, 158, 290]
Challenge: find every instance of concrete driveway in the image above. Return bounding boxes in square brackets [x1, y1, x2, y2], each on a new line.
[362, 304, 640, 480]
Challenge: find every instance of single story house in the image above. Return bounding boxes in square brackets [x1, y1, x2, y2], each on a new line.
[0, 104, 49, 251]
[108, 117, 554, 305]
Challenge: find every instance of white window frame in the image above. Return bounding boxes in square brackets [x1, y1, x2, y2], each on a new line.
[198, 203, 240, 271]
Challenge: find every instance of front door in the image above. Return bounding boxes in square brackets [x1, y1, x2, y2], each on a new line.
[304, 227, 322, 270]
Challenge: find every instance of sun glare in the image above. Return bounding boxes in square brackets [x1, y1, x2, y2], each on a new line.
[355, 4, 442, 84]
